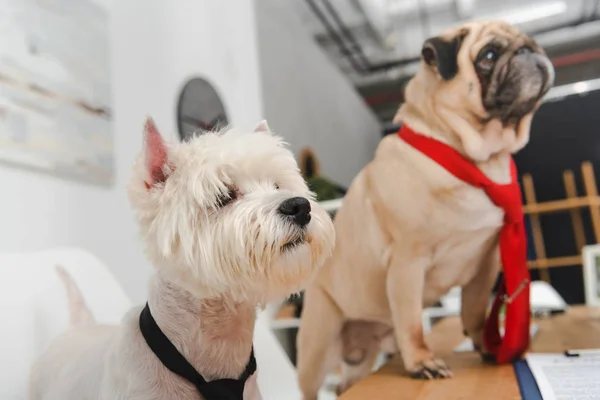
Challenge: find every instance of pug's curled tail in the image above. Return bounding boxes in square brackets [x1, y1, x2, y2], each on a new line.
[55, 265, 95, 326]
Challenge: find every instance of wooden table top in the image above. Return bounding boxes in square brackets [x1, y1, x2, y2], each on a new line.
[340, 306, 600, 400]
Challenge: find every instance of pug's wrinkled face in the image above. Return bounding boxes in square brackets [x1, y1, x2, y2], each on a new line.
[396, 20, 555, 160]
[471, 25, 554, 123]
[421, 21, 554, 124]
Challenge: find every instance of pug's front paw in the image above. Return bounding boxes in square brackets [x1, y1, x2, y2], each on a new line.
[408, 358, 452, 379]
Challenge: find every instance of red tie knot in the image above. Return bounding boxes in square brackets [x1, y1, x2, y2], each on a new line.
[485, 182, 523, 224]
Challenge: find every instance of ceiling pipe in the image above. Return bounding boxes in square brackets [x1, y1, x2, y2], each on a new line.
[319, 0, 372, 70]
[583, 0, 600, 22]
[551, 47, 600, 67]
[314, 0, 600, 77]
[535, 20, 600, 48]
[358, 0, 457, 30]
[314, 0, 422, 74]
[355, 0, 394, 44]
[304, 0, 367, 74]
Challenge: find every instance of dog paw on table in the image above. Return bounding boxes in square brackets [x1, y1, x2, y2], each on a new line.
[464, 330, 497, 364]
[479, 352, 497, 364]
[408, 359, 453, 380]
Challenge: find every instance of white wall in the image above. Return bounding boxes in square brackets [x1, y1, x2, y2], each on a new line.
[0, 0, 263, 303]
[255, 0, 381, 187]
[0, 0, 378, 302]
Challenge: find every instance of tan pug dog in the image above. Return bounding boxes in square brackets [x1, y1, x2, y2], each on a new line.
[296, 20, 554, 399]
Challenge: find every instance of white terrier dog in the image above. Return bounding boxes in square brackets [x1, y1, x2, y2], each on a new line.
[30, 118, 335, 400]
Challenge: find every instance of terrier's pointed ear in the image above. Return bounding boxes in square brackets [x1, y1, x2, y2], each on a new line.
[143, 117, 169, 188]
[421, 29, 468, 81]
[253, 120, 271, 133]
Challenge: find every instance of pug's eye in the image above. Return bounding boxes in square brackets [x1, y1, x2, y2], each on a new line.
[216, 187, 237, 208]
[477, 48, 499, 73]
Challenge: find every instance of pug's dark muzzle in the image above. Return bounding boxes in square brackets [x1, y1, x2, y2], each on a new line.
[484, 49, 555, 123]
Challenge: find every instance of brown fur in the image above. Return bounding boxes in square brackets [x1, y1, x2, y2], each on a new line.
[297, 20, 554, 399]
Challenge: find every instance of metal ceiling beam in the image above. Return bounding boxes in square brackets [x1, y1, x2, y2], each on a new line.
[355, 0, 393, 45]
[304, 0, 368, 74]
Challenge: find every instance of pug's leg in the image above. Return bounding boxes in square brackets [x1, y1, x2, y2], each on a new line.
[337, 320, 392, 393]
[379, 330, 399, 360]
[297, 284, 343, 400]
[337, 342, 380, 395]
[387, 254, 452, 379]
[461, 245, 501, 363]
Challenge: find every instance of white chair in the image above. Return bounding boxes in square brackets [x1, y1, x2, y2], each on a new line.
[0, 247, 301, 400]
[0, 247, 132, 400]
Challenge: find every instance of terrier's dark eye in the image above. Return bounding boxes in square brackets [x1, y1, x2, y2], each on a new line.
[476, 47, 499, 73]
[216, 187, 236, 208]
[274, 183, 280, 190]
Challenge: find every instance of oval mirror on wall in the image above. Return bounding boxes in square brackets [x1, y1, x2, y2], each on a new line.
[176, 77, 228, 141]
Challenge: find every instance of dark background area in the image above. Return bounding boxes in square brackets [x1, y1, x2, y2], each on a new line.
[514, 88, 600, 304]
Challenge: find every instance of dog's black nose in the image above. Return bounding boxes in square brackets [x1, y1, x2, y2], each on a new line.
[279, 197, 311, 226]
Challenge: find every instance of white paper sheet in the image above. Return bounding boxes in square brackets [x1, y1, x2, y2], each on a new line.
[525, 353, 600, 400]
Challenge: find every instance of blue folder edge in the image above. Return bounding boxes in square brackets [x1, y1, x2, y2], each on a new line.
[513, 359, 543, 400]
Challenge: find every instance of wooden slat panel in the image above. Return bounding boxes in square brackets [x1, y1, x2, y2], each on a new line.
[522, 174, 550, 282]
[582, 162, 600, 242]
[528, 255, 583, 269]
[563, 170, 587, 251]
[522, 196, 600, 214]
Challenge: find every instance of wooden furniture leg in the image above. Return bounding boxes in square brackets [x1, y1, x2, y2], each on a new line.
[522, 174, 551, 283]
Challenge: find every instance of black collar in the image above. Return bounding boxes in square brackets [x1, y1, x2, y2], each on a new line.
[139, 303, 256, 400]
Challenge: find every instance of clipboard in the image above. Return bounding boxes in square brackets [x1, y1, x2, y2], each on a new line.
[513, 360, 543, 400]
[518, 351, 600, 400]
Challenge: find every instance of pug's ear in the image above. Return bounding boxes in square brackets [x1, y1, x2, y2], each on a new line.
[421, 29, 468, 81]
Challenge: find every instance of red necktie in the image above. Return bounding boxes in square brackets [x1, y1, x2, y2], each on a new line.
[398, 125, 531, 364]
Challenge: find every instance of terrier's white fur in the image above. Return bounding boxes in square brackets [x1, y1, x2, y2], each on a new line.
[29, 119, 335, 400]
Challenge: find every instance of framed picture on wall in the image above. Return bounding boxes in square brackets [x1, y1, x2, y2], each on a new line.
[0, 0, 113, 186]
[582, 244, 600, 306]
